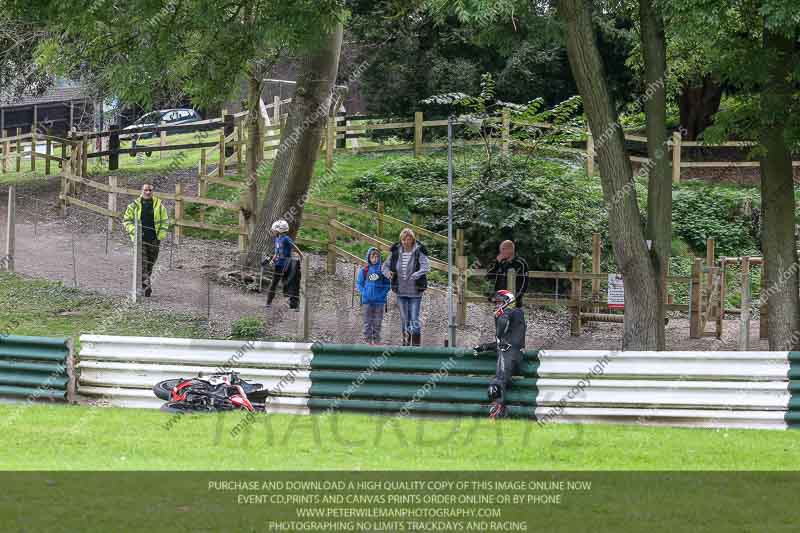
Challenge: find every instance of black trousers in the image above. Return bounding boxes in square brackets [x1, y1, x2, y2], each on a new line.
[490, 347, 522, 405]
[142, 239, 160, 289]
[267, 259, 301, 309]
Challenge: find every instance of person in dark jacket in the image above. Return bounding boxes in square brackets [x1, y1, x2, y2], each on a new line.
[486, 240, 529, 306]
[473, 290, 527, 419]
[357, 247, 391, 344]
[382, 228, 430, 346]
[264, 219, 301, 310]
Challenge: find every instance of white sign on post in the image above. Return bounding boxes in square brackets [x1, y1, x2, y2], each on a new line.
[608, 274, 624, 310]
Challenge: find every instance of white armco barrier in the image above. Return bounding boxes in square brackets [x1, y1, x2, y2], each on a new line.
[536, 350, 791, 380]
[77, 335, 314, 412]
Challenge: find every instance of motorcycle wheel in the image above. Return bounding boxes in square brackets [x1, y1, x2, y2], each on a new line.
[152, 379, 183, 401]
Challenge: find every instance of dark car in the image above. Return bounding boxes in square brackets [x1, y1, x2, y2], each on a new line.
[121, 108, 202, 143]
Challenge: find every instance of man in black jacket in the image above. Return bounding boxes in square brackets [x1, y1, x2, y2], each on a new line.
[486, 240, 529, 306]
[474, 290, 526, 419]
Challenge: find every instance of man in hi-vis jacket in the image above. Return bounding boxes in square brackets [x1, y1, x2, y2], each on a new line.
[123, 182, 169, 297]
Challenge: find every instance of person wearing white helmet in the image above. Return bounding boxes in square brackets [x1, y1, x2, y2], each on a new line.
[263, 219, 301, 310]
[473, 289, 527, 419]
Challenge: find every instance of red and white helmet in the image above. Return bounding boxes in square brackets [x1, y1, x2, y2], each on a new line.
[494, 289, 515, 317]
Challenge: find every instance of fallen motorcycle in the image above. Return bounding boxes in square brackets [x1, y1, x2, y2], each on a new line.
[153, 372, 265, 413]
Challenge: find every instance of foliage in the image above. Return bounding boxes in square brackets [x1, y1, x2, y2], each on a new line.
[439, 156, 606, 271]
[349, 0, 634, 117]
[229, 316, 264, 340]
[12, 0, 345, 108]
[672, 184, 760, 256]
[351, 156, 456, 218]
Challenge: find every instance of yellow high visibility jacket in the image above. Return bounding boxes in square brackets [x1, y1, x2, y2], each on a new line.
[122, 196, 169, 241]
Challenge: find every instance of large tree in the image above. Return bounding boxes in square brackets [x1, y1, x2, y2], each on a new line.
[247, 23, 344, 261]
[668, 0, 800, 350]
[559, 0, 663, 350]
[639, 0, 670, 350]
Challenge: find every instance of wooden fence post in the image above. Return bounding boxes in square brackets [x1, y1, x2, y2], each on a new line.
[414, 111, 423, 157]
[5, 185, 15, 273]
[45, 138, 52, 175]
[326, 206, 338, 274]
[501, 109, 510, 156]
[507, 267, 516, 299]
[30, 130, 36, 172]
[199, 149, 207, 223]
[457, 254, 467, 328]
[299, 254, 311, 340]
[706, 238, 715, 290]
[108, 176, 118, 234]
[109, 125, 120, 171]
[326, 116, 335, 170]
[174, 183, 184, 246]
[570, 257, 583, 336]
[591, 232, 601, 311]
[717, 256, 726, 339]
[81, 134, 88, 177]
[760, 259, 768, 340]
[689, 258, 702, 338]
[223, 112, 234, 158]
[218, 130, 225, 178]
[586, 128, 595, 177]
[131, 219, 142, 303]
[739, 256, 751, 350]
[238, 209, 248, 262]
[236, 123, 244, 174]
[2, 130, 7, 173]
[273, 96, 281, 129]
[672, 131, 682, 183]
[15, 128, 21, 172]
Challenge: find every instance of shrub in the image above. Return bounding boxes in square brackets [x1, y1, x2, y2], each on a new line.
[433, 156, 608, 271]
[230, 316, 264, 340]
[672, 184, 760, 256]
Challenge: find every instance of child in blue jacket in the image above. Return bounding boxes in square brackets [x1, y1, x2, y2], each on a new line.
[357, 247, 391, 344]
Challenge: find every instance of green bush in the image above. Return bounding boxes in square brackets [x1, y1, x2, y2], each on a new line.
[437, 156, 608, 271]
[672, 184, 760, 256]
[351, 156, 458, 218]
[230, 316, 264, 340]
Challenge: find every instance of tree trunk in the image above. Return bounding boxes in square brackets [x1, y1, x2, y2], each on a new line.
[639, 0, 669, 350]
[678, 76, 722, 141]
[559, 0, 661, 350]
[759, 28, 800, 351]
[247, 23, 344, 265]
[243, 74, 263, 236]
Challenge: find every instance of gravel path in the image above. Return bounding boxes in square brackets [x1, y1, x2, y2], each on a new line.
[0, 179, 768, 349]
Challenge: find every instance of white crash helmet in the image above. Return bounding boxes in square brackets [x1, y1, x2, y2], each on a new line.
[270, 219, 290, 233]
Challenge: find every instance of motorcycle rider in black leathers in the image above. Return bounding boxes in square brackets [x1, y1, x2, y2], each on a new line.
[473, 290, 526, 419]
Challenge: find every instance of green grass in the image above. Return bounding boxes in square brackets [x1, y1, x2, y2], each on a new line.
[0, 272, 208, 339]
[0, 404, 797, 470]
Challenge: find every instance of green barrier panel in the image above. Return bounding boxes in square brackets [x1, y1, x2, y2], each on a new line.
[309, 382, 538, 405]
[0, 335, 70, 362]
[0, 385, 66, 400]
[308, 370, 535, 388]
[0, 360, 66, 374]
[308, 398, 535, 418]
[0, 335, 70, 402]
[789, 363, 800, 426]
[311, 343, 471, 357]
[0, 372, 67, 389]
[309, 355, 539, 376]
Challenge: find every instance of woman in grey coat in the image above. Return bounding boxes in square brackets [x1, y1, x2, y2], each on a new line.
[382, 228, 430, 346]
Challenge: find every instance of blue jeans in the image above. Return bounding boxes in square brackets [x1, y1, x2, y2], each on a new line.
[397, 296, 422, 335]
